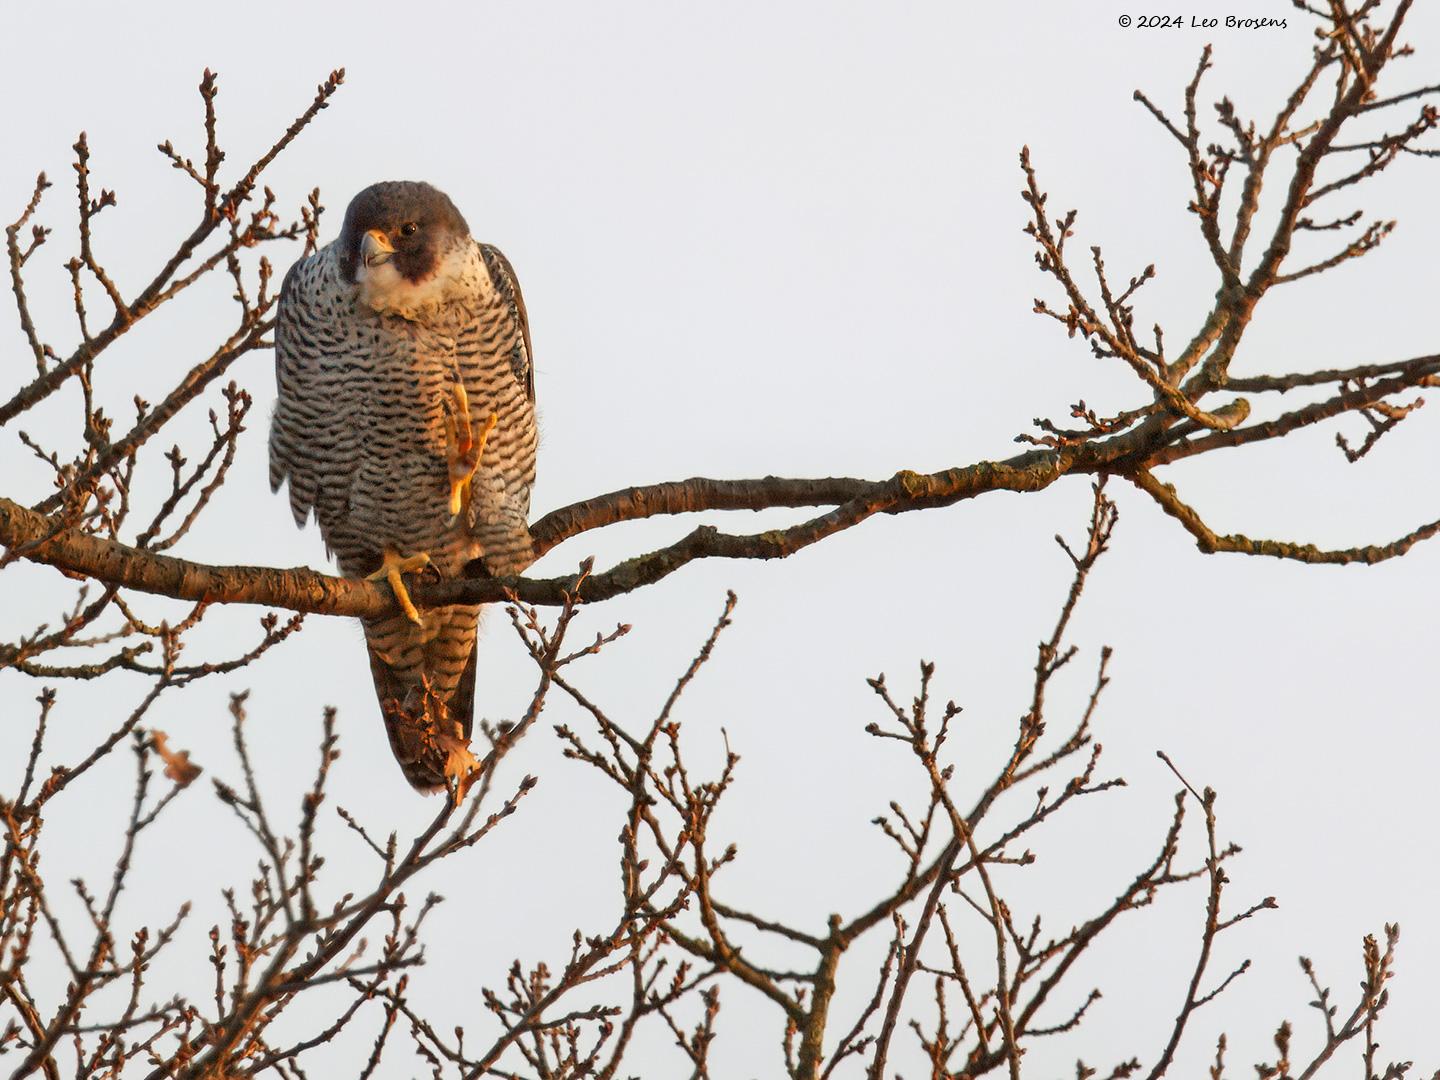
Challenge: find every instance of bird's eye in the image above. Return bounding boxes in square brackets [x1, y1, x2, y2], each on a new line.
[399, 222, 419, 238]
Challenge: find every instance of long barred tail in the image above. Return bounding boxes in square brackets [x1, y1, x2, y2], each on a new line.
[363, 604, 482, 791]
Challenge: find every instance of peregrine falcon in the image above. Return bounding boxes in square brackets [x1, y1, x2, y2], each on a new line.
[269, 181, 537, 792]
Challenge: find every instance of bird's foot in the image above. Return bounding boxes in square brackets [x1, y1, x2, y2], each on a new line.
[446, 742, 483, 806]
[366, 547, 431, 625]
[443, 382, 498, 518]
[415, 682, 481, 803]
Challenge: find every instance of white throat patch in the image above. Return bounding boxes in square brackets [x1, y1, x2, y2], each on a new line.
[356, 243, 484, 321]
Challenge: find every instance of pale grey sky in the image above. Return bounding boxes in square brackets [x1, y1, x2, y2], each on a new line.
[3, 1, 1438, 1075]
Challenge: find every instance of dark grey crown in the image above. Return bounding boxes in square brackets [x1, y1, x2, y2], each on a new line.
[338, 181, 470, 284]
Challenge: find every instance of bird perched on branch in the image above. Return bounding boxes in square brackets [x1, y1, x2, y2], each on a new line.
[269, 181, 537, 794]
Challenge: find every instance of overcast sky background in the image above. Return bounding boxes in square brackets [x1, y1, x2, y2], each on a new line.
[3, 1, 1438, 1075]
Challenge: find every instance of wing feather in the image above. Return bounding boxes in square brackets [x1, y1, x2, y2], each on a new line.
[269, 247, 356, 543]
[479, 243, 535, 404]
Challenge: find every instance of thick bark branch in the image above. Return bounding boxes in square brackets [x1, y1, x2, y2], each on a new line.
[5, 360, 1439, 624]
[2, 442, 1107, 617]
[528, 476, 873, 558]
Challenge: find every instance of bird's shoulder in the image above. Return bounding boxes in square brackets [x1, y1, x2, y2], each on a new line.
[279, 242, 346, 314]
[476, 242, 521, 300]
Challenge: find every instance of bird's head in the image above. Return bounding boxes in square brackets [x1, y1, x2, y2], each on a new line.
[338, 181, 473, 317]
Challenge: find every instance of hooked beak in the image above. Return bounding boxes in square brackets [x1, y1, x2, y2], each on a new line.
[361, 229, 395, 268]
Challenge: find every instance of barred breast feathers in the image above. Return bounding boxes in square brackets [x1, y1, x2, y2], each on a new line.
[270, 239, 535, 571]
[267, 187, 540, 791]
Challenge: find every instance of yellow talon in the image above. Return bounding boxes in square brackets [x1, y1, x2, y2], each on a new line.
[449, 748, 483, 806]
[366, 547, 431, 625]
[445, 381, 498, 518]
